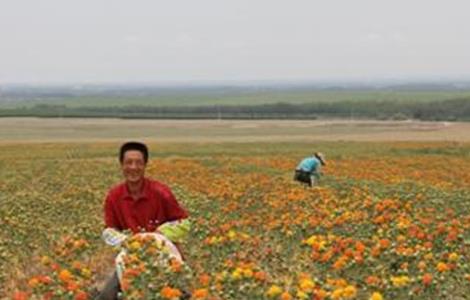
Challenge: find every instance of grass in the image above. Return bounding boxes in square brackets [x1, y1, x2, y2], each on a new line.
[3, 90, 470, 109]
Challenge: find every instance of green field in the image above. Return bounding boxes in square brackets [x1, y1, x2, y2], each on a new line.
[3, 90, 470, 109]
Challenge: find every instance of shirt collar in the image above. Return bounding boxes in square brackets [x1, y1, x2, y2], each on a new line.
[121, 177, 150, 201]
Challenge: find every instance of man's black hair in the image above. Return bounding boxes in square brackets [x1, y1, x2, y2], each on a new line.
[119, 141, 149, 164]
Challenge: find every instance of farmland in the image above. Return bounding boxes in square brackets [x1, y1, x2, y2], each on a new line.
[1, 121, 470, 299]
[1, 87, 470, 120]
[3, 88, 470, 108]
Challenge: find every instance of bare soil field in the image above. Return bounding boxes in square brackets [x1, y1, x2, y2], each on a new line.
[1, 117, 469, 143]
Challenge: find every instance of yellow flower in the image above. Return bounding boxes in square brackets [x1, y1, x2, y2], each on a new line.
[448, 252, 459, 262]
[331, 288, 343, 299]
[40, 256, 51, 266]
[266, 285, 282, 297]
[231, 268, 242, 280]
[227, 230, 236, 240]
[80, 268, 92, 278]
[299, 278, 315, 292]
[303, 235, 318, 245]
[370, 292, 383, 300]
[424, 253, 433, 260]
[391, 275, 409, 287]
[343, 285, 357, 298]
[296, 290, 309, 299]
[243, 268, 253, 278]
[128, 241, 141, 251]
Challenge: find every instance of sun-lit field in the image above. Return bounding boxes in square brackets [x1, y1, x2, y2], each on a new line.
[1, 141, 469, 300]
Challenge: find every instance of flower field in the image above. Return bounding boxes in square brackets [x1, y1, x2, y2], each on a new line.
[1, 142, 469, 299]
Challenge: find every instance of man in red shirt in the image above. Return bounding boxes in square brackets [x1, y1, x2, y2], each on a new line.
[97, 141, 190, 300]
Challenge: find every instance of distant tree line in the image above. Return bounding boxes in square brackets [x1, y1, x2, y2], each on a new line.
[1, 97, 469, 121]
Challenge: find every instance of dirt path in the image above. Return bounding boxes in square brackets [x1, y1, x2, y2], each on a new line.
[1, 117, 469, 143]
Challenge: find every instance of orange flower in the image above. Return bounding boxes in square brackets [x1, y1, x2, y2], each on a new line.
[75, 290, 88, 300]
[333, 257, 347, 270]
[320, 250, 334, 262]
[12, 291, 28, 300]
[192, 288, 209, 299]
[396, 235, 407, 243]
[254, 271, 267, 281]
[58, 269, 73, 282]
[28, 277, 40, 288]
[417, 261, 427, 271]
[160, 286, 182, 299]
[67, 281, 79, 291]
[354, 253, 364, 264]
[51, 263, 60, 271]
[170, 258, 182, 272]
[313, 289, 328, 299]
[355, 241, 366, 253]
[280, 291, 292, 300]
[371, 246, 381, 257]
[199, 273, 211, 286]
[72, 261, 82, 270]
[123, 267, 140, 278]
[436, 262, 448, 272]
[120, 279, 130, 292]
[422, 273, 433, 286]
[365, 276, 380, 286]
[379, 238, 390, 249]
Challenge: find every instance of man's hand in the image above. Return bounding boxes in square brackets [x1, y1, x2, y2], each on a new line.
[102, 228, 128, 247]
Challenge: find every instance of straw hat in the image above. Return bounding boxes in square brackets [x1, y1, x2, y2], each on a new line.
[314, 152, 326, 165]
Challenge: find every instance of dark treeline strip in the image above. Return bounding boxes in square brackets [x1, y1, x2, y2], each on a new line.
[1, 98, 469, 121]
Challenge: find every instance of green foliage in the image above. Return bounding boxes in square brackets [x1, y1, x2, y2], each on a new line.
[1, 90, 470, 121]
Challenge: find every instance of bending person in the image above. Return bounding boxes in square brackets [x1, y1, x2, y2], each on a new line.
[294, 152, 326, 187]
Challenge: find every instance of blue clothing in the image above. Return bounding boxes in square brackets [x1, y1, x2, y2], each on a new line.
[296, 157, 321, 173]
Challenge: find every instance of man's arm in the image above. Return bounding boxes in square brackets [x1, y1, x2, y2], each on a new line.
[104, 193, 122, 229]
[103, 193, 127, 246]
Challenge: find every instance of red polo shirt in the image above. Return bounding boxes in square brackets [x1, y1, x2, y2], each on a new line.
[104, 178, 188, 233]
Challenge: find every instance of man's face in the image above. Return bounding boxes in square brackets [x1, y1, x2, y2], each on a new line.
[121, 150, 146, 183]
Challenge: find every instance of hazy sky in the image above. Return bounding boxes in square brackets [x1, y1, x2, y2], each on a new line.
[1, 0, 470, 84]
